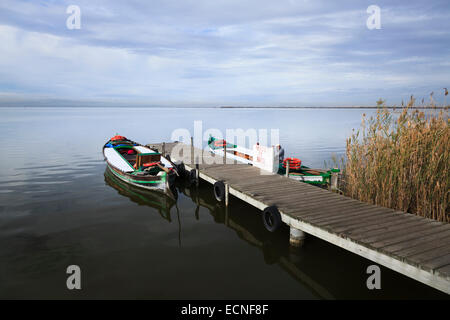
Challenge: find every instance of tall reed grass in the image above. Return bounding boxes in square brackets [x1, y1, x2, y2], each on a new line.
[342, 98, 449, 223]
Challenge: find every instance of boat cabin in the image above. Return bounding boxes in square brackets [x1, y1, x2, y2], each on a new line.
[114, 145, 161, 170]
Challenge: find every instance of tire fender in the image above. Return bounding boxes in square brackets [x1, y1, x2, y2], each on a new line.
[262, 206, 282, 232]
[213, 181, 225, 202]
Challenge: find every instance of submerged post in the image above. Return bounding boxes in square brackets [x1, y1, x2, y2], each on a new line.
[223, 143, 227, 165]
[225, 187, 229, 226]
[225, 206, 229, 226]
[289, 226, 305, 247]
[195, 163, 199, 187]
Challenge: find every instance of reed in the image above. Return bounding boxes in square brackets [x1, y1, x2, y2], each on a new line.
[342, 98, 449, 223]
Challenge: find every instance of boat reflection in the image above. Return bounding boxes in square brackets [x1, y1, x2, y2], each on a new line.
[104, 167, 177, 222]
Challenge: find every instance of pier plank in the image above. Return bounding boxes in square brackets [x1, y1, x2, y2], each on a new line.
[251, 190, 343, 204]
[316, 210, 407, 230]
[369, 223, 450, 249]
[392, 235, 450, 258]
[300, 203, 388, 220]
[280, 200, 381, 218]
[335, 214, 420, 235]
[435, 264, 450, 276]
[407, 246, 450, 265]
[422, 254, 450, 271]
[357, 221, 442, 243]
[347, 219, 436, 242]
[382, 229, 450, 254]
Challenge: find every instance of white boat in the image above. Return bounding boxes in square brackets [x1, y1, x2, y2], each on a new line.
[102, 135, 178, 198]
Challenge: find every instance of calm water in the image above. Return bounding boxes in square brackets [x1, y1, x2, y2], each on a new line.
[0, 107, 447, 299]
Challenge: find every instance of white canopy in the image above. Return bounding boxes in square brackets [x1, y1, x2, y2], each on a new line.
[133, 146, 157, 154]
[104, 148, 135, 172]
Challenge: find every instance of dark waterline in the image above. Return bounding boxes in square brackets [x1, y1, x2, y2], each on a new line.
[0, 107, 447, 299]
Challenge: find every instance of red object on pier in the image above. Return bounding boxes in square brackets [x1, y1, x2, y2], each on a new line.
[283, 158, 301, 170]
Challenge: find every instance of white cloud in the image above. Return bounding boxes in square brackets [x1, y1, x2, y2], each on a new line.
[0, 0, 449, 106]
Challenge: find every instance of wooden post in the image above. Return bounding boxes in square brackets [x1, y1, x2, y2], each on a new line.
[162, 142, 166, 157]
[225, 183, 229, 207]
[223, 143, 227, 165]
[195, 163, 199, 187]
[190, 136, 194, 165]
[289, 226, 305, 247]
[285, 160, 290, 177]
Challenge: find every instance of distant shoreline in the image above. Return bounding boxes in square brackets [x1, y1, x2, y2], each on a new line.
[0, 105, 447, 109]
[220, 106, 449, 109]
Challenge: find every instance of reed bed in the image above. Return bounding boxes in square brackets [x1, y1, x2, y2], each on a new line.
[342, 99, 449, 223]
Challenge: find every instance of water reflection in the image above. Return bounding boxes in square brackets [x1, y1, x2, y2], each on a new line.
[104, 167, 185, 248]
[104, 168, 176, 222]
[104, 169, 448, 299]
[104, 169, 334, 298]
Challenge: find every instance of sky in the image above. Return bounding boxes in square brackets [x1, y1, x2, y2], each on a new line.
[0, 0, 449, 107]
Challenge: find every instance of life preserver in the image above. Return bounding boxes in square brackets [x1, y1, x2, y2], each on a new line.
[111, 135, 126, 141]
[283, 157, 301, 169]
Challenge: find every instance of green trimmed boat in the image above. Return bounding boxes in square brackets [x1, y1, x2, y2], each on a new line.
[103, 135, 178, 198]
[277, 163, 338, 185]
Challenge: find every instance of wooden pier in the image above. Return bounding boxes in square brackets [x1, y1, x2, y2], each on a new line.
[148, 142, 450, 294]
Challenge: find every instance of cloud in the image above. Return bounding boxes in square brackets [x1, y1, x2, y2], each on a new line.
[0, 0, 449, 106]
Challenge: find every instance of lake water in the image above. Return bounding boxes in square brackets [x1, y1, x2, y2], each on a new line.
[0, 107, 447, 299]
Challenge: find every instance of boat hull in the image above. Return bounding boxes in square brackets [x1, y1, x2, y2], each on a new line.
[105, 164, 168, 194]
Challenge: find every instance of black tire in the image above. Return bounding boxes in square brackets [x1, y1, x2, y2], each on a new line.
[174, 161, 186, 178]
[213, 181, 225, 202]
[262, 206, 281, 232]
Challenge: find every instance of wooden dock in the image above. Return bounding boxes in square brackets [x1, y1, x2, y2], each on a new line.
[148, 142, 450, 294]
